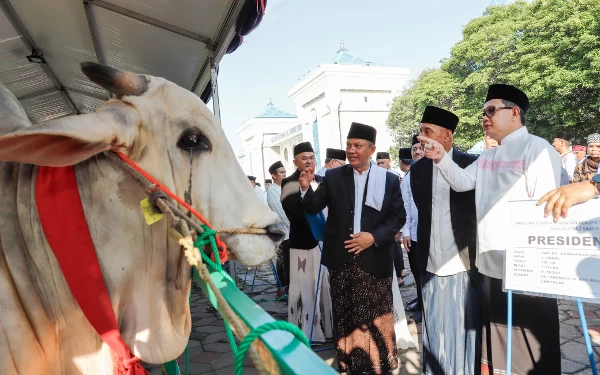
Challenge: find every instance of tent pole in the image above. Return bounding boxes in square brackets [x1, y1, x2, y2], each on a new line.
[210, 57, 222, 125]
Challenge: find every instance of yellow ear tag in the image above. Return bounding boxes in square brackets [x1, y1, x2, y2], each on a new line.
[140, 198, 163, 225]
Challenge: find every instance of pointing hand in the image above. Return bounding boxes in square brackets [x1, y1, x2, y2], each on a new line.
[417, 136, 446, 163]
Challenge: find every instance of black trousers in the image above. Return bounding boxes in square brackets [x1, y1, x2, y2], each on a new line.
[482, 276, 560, 375]
[275, 240, 290, 288]
[407, 240, 422, 309]
[392, 240, 405, 278]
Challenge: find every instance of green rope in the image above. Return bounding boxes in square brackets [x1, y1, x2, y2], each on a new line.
[194, 225, 239, 355]
[193, 226, 234, 283]
[224, 320, 239, 355]
[233, 321, 310, 375]
[193, 225, 310, 375]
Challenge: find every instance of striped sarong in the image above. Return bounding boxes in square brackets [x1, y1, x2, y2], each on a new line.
[422, 270, 483, 375]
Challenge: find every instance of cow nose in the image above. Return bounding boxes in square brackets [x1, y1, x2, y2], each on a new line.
[266, 225, 285, 243]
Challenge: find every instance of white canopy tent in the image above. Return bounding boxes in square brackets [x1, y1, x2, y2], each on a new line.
[0, 0, 263, 124]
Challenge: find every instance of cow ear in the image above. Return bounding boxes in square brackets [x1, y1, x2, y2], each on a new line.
[0, 101, 140, 167]
[81, 62, 148, 98]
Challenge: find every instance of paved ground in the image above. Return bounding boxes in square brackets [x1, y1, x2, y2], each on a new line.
[145, 251, 600, 375]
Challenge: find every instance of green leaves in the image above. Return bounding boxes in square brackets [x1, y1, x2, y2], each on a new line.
[387, 0, 600, 151]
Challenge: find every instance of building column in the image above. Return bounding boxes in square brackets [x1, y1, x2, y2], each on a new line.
[326, 90, 343, 149]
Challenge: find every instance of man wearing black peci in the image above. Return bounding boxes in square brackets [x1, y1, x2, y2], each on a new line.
[298, 122, 405, 374]
[281, 142, 333, 343]
[410, 106, 482, 374]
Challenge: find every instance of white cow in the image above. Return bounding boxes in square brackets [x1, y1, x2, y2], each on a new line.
[0, 62, 280, 375]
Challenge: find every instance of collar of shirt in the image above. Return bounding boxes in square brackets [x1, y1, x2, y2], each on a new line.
[499, 126, 528, 147]
[353, 165, 371, 176]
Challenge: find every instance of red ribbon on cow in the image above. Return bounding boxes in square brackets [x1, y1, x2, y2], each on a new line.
[35, 166, 149, 375]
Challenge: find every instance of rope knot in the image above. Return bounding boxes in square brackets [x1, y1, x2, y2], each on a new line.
[148, 190, 168, 212]
[194, 225, 217, 248]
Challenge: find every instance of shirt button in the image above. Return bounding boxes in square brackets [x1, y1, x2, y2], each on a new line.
[350, 210, 353, 214]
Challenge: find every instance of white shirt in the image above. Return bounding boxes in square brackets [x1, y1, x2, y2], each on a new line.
[400, 171, 418, 241]
[435, 127, 561, 279]
[254, 185, 267, 205]
[353, 167, 370, 234]
[561, 151, 579, 182]
[266, 183, 290, 241]
[427, 149, 466, 276]
[301, 166, 375, 233]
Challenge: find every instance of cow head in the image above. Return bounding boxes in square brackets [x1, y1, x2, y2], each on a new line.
[0, 63, 281, 364]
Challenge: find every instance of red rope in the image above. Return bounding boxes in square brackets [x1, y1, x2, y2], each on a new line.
[114, 152, 228, 261]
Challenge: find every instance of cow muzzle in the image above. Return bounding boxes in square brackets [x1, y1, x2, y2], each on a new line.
[266, 224, 285, 244]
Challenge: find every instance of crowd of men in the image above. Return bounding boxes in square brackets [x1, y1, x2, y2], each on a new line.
[553, 131, 600, 184]
[246, 82, 598, 375]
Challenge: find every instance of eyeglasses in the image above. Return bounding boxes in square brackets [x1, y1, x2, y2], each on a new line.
[481, 106, 513, 119]
[300, 156, 316, 162]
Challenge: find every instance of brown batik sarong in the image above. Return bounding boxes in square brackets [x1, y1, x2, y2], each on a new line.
[329, 256, 398, 375]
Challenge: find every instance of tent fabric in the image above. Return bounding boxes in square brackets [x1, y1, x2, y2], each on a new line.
[0, 0, 267, 123]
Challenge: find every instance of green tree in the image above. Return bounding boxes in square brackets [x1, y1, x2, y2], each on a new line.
[387, 0, 600, 150]
[386, 69, 463, 147]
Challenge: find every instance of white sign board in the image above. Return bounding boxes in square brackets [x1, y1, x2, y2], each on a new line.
[505, 198, 600, 301]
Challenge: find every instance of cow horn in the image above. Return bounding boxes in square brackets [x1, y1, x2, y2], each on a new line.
[81, 62, 148, 98]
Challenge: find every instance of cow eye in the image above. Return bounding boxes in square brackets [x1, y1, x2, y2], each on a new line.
[177, 129, 211, 152]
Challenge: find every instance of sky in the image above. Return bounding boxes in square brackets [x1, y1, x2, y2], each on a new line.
[216, 0, 494, 152]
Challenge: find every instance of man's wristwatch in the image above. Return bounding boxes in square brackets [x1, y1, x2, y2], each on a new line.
[591, 174, 600, 195]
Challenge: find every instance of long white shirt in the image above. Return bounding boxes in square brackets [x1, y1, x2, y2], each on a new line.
[400, 171, 418, 241]
[435, 127, 561, 279]
[353, 168, 369, 234]
[428, 149, 466, 276]
[266, 183, 290, 241]
[561, 151, 579, 182]
[254, 185, 267, 205]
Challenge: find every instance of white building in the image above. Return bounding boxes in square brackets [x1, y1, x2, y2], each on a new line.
[237, 42, 409, 177]
[288, 41, 409, 170]
[236, 100, 299, 186]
